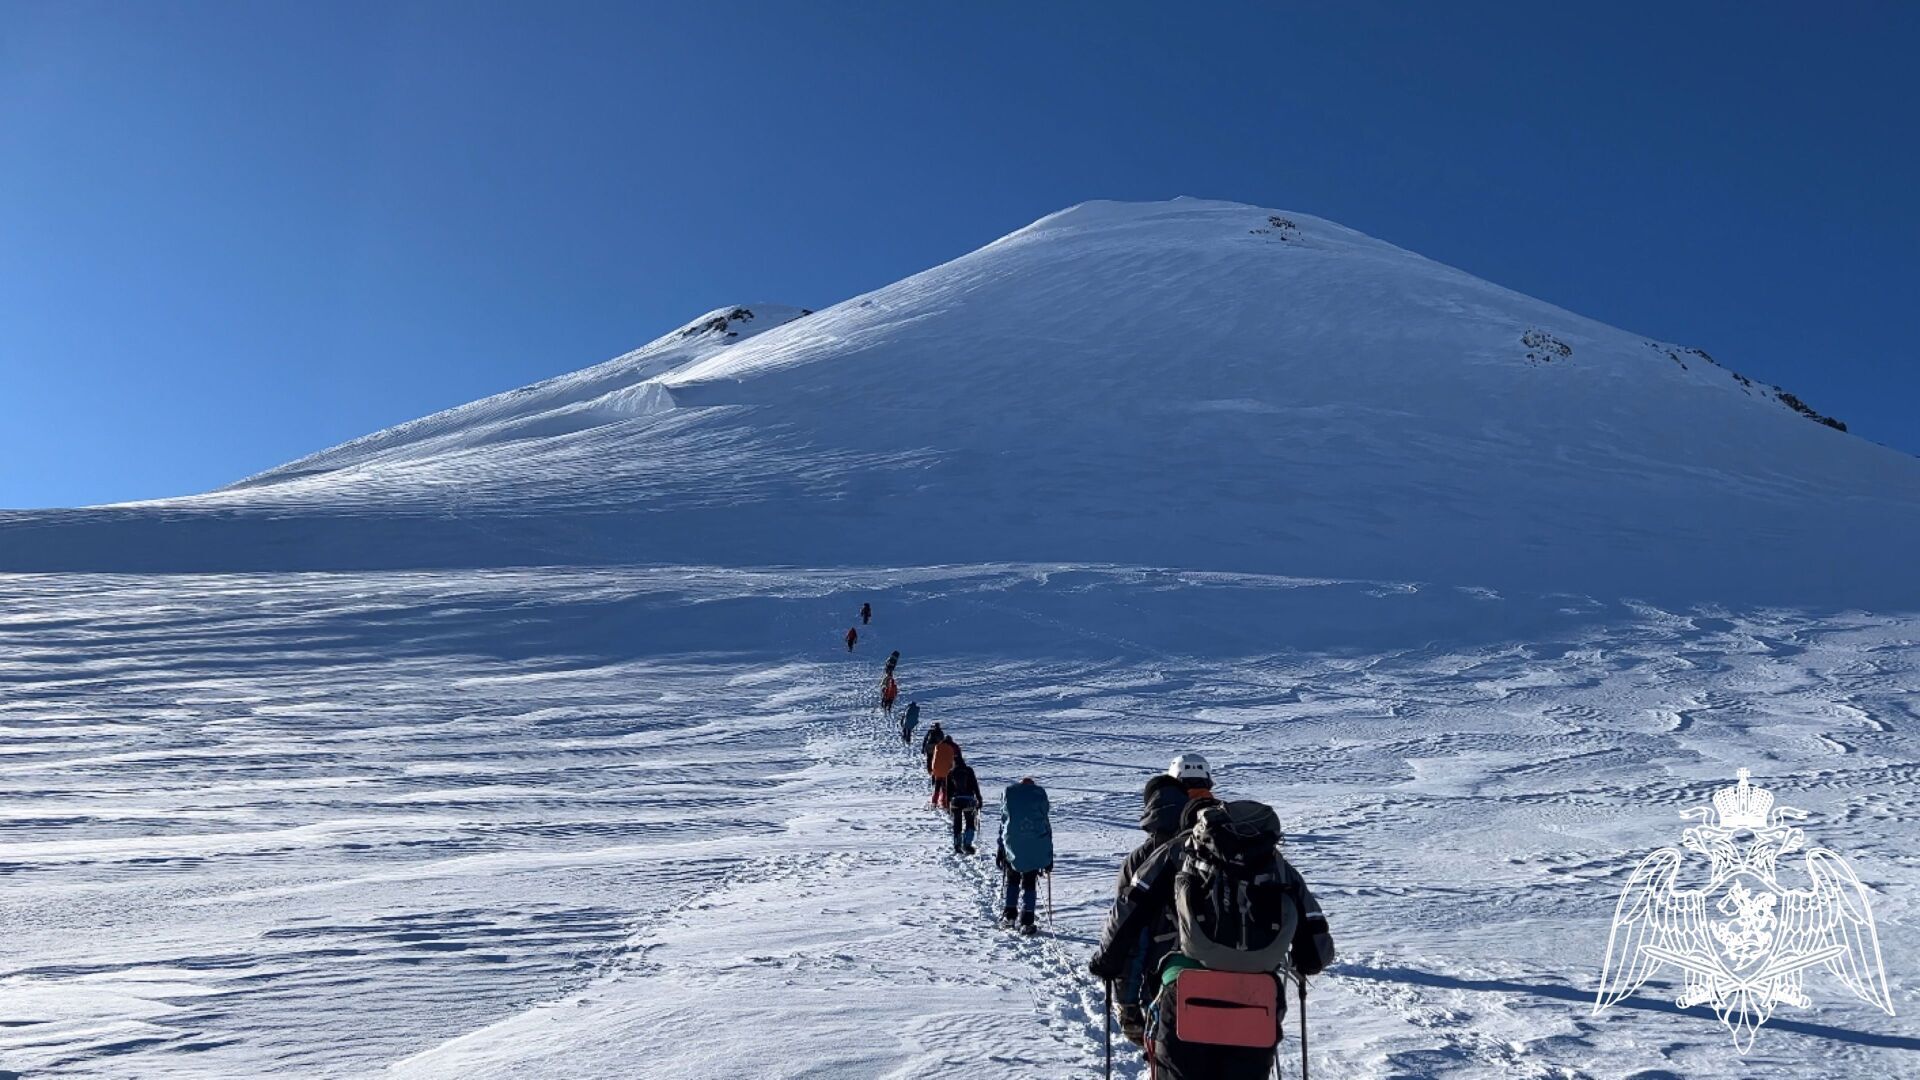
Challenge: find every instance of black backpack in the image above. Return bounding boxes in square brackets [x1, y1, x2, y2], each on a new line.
[947, 764, 981, 808]
[1173, 801, 1297, 973]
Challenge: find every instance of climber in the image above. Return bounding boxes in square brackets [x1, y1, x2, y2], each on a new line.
[945, 748, 982, 854]
[1089, 798, 1335, 1080]
[1112, 753, 1217, 1043]
[996, 778, 1054, 935]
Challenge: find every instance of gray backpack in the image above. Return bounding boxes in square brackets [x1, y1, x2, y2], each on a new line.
[1173, 801, 1297, 974]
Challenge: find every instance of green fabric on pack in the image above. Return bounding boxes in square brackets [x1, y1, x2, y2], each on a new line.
[1160, 952, 1202, 988]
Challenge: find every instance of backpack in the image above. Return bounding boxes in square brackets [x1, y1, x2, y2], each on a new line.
[1172, 801, 1296, 974]
[947, 765, 980, 808]
[1172, 969, 1280, 1048]
[999, 782, 1053, 872]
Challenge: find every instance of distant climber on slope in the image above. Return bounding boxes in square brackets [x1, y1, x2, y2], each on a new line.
[1089, 799, 1335, 1080]
[997, 778, 1054, 935]
[845, 626, 858, 652]
[900, 700, 921, 746]
[880, 673, 900, 716]
[929, 733, 959, 809]
[861, 602, 872, 625]
[919, 721, 944, 771]
[945, 748, 982, 854]
[884, 650, 900, 676]
[1112, 753, 1217, 1044]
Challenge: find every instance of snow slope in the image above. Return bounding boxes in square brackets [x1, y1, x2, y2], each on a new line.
[4, 570, 1918, 1079]
[3, 199, 1918, 1078]
[5, 198, 1917, 607]
[228, 304, 813, 486]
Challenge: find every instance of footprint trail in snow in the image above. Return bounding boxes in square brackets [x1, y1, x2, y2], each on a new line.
[3, 566, 1918, 1077]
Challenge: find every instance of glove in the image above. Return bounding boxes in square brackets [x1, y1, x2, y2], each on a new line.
[1088, 954, 1123, 982]
[1291, 913, 1336, 977]
[1293, 929, 1336, 977]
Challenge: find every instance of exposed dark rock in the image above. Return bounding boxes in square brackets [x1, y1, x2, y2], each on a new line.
[1639, 339, 1846, 431]
[1249, 215, 1300, 241]
[1773, 389, 1848, 431]
[1522, 329, 1574, 365]
[680, 307, 757, 338]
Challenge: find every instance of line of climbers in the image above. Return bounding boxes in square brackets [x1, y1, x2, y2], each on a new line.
[846, 601, 1336, 1079]
[909, 714, 1055, 935]
[856, 605, 1056, 938]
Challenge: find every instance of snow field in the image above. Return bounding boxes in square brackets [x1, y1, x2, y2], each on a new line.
[3, 565, 1917, 1077]
[6, 192, 1920, 1080]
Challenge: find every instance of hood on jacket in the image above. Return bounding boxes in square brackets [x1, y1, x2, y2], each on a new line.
[1140, 773, 1190, 838]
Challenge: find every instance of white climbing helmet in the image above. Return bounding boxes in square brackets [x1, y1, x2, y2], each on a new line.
[1168, 753, 1212, 785]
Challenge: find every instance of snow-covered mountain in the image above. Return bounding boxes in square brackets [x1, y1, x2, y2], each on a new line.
[6, 200, 1919, 1080]
[229, 303, 815, 486]
[6, 198, 1917, 607]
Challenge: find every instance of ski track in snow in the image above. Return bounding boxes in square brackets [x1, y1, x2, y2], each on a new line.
[1, 566, 1918, 1078]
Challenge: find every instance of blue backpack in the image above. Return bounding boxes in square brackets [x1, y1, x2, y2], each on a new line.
[998, 781, 1053, 873]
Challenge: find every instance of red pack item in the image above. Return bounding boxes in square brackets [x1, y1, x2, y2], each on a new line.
[1173, 970, 1279, 1048]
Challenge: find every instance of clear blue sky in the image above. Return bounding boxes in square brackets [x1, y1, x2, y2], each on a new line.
[4, 2, 1916, 507]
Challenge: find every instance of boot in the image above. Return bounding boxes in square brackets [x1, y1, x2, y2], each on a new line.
[1119, 1004, 1147, 1046]
[1001, 908, 1018, 926]
[1019, 912, 1038, 936]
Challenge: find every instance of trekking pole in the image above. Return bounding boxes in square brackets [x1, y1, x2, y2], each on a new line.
[1045, 870, 1054, 927]
[1298, 974, 1309, 1080]
[1103, 979, 1113, 1079]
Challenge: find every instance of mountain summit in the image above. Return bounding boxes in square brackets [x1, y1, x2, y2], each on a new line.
[4, 198, 1916, 605]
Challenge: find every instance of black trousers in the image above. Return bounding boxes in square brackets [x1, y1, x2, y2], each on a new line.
[950, 805, 978, 847]
[1002, 867, 1039, 917]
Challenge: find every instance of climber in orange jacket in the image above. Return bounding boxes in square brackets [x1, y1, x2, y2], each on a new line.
[929, 735, 960, 808]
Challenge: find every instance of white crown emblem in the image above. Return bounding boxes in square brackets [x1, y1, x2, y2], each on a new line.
[1711, 768, 1774, 829]
[1597, 767, 1894, 1054]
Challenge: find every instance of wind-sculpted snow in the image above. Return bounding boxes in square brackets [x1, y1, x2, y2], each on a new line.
[4, 199, 1919, 1076]
[4, 199, 1917, 609]
[2, 567, 1917, 1077]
